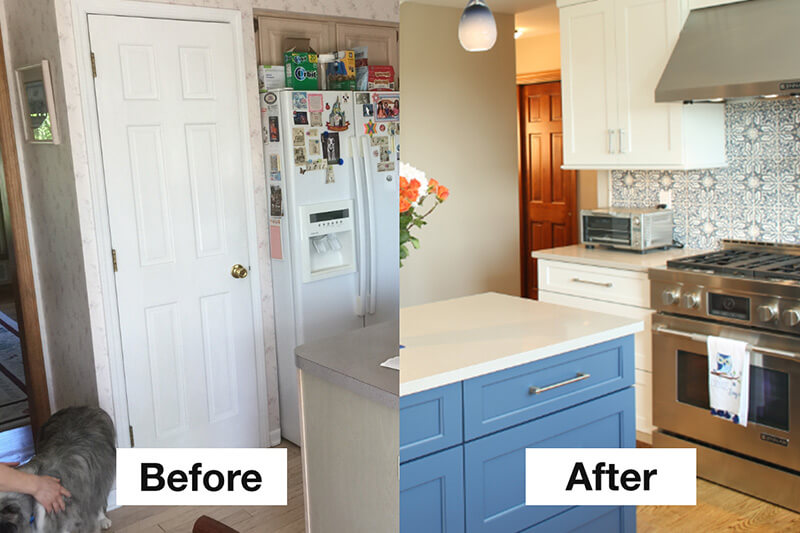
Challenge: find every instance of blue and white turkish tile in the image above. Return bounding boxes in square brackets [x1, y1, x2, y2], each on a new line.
[779, 209, 800, 244]
[775, 100, 800, 158]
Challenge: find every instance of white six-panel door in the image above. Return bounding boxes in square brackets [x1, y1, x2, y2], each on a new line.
[89, 15, 263, 448]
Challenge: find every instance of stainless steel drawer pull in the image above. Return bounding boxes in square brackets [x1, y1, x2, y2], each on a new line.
[654, 326, 800, 361]
[529, 372, 591, 395]
[571, 277, 613, 288]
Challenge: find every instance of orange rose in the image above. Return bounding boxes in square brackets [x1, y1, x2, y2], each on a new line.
[400, 176, 408, 189]
[402, 187, 419, 203]
[427, 178, 439, 194]
[436, 185, 450, 201]
[409, 178, 421, 191]
[400, 197, 411, 213]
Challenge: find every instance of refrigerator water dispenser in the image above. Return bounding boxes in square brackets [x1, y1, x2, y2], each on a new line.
[299, 200, 357, 282]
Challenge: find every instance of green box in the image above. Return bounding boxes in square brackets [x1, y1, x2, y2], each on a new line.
[284, 49, 319, 90]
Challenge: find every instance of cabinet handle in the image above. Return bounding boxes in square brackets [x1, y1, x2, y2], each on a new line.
[529, 373, 591, 395]
[571, 277, 613, 288]
[608, 129, 616, 153]
[619, 129, 626, 154]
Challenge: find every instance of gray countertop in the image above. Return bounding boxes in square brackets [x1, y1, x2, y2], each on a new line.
[295, 321, 399, 409]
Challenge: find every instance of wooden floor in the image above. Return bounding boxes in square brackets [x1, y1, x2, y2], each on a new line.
[108, 441, 799, 533]
[638, 478, 800, 532]
[107, 441, 305, 533]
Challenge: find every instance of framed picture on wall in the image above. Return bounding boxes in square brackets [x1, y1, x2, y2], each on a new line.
[15, 59, 60, 144]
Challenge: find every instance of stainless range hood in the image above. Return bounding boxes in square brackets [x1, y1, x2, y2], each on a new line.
[655, 0, 800, 102]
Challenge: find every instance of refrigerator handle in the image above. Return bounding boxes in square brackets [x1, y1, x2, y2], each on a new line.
[351, 136, 368, 317]
[361, 136, 378, 315]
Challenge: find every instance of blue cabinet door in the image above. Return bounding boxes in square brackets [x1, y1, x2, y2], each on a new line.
[464, 387, 635, 533]
[463, 336, 634, 440]
[520, 505, 636, 532]
[400, 382, 463, 463]
[401, 446, 465, 533]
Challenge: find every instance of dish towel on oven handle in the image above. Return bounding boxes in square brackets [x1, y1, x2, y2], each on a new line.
[707, 336, 750, 427]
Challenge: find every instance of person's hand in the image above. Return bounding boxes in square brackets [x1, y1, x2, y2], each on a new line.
[31, 476, 71, 513]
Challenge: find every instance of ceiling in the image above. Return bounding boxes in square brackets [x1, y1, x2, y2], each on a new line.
[400, 0, 560, 38]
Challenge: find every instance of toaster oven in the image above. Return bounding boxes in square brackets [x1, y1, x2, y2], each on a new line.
[580, 207, 674, 251]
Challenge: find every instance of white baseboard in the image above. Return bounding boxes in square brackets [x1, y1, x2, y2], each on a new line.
[270, 427, 282, 447]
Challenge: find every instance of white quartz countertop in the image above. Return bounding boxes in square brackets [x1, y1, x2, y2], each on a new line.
[532, 244, 708, 272]
[399, 292, 644, 396]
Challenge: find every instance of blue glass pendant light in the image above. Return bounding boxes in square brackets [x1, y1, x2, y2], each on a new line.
[458, 0, 498, 52]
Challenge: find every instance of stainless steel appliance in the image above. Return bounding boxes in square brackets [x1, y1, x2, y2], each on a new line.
[580, 207, 673, 251]
[650, 240, 800, 511]
[656, 0, 800, 102]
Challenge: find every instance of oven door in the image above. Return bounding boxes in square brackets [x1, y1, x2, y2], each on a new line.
[653, 314, 799, 472]
[581, 215, 632, 247]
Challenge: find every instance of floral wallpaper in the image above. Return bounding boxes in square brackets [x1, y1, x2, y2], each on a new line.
[612, 99, 800, 249]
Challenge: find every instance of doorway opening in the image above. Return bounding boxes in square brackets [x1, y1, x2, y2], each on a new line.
[0, 26, 51, 462]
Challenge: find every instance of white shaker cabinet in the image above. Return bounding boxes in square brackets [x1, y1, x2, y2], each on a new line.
[537, 259, 656, 441]
[558, 0, 726, 170]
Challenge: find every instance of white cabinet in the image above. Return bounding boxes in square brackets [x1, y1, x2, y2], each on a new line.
[538, 258, 655, 441]
[559, 0, 726, 170]
[689, 0, 749, 9]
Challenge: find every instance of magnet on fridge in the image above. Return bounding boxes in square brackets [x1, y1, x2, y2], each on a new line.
[325, 166, 336, 184]
[338, 158, 344, 166]
[379, 124, 386, 132]
[364, 120, 377, 136]
[292, 92, 308, 110]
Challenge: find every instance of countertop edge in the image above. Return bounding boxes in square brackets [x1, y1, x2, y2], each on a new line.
[531, 249, 651, 272]
[399, 321, 644, 397]
[297, 355, 399, 409]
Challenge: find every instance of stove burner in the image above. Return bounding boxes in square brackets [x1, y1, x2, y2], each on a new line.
[667, 249, 800, 282]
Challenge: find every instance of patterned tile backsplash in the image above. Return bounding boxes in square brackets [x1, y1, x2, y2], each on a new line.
[611, 100, 800, 249]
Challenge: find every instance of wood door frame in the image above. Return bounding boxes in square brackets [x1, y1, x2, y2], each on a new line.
[71, 0, 272, 448]
[0, 28, 50, 436]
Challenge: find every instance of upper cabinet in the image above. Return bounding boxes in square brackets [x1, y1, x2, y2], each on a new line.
[558, 0, 726, 170]
[689, 0, 749, 9]
[256, 15, 399, 83]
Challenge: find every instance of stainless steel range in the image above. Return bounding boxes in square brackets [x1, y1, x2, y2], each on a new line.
[649, 240, 800, 512]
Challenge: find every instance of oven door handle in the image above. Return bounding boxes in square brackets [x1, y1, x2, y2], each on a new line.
[654, 325, 800, 361]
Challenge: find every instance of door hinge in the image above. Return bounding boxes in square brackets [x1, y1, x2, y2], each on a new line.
[128, 425, 135, 447]
[111, 249, 118, 272]
[90, 52, 97, 78]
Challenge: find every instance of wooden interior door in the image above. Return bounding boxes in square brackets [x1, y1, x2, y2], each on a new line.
[519, 82, 577, 299]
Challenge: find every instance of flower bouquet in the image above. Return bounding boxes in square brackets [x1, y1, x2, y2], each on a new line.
[399, 162, 449, 267]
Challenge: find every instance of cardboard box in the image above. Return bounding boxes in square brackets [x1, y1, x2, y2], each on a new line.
[367, 66, 396, 91]
[258, 65, 286, 91]
[326, 50, 356, 91]
[284, 47, 319, 90]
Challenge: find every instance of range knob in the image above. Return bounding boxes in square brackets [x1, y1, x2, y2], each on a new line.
[682, 293, 701, 309]
[782, 309, 800, 327]
[661, 290, 680, 306]
[757, 305, 778, 323]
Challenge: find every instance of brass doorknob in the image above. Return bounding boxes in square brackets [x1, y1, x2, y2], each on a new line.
[231, 264, 248, 279]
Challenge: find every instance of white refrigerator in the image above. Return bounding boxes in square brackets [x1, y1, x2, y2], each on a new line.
[260, 88, 400, 445]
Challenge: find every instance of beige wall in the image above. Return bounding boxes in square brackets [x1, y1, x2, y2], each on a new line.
[400, 3, 519, 307]
[515, 33, 561, 75]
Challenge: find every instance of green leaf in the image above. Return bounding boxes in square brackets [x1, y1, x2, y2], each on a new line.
[410, 237, 421, 249]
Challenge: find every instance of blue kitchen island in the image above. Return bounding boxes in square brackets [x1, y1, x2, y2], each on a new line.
[399, 293, 644, 533]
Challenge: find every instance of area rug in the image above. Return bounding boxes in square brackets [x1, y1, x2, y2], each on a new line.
[0, 322, 28, 430]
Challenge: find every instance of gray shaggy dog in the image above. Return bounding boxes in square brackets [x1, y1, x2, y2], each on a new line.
[0, 407, 116, 533]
